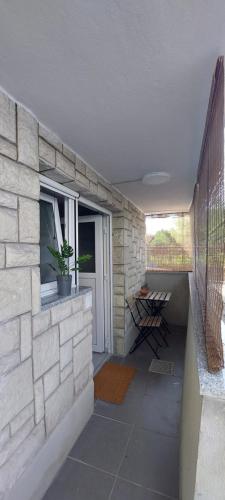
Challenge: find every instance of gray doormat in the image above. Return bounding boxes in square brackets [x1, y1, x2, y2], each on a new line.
[149, 359, 175, 376]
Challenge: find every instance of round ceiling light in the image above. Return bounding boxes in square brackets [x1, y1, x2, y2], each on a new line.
[142, 172, 171, 185]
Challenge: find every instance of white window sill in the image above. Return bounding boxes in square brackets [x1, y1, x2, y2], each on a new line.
[41, 286, 91, 311]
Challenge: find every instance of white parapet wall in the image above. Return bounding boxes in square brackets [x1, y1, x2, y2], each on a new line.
[180, 274, 225, 500]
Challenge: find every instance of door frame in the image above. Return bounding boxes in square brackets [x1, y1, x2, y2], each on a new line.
[78, 196, 113, 355]
[78, 215, 104, 352]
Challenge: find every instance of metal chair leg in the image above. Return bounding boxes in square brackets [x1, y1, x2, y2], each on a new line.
[159, 327, 169, 347]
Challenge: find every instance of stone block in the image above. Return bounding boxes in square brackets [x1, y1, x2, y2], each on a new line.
[10, 402, 34, 436]
[43, 363, 60, 400]
[19, 197, 39, 243]
[114, 286, 124, 295]
[0, 319, 19, 356]
[0, 426, 10, 451]
[73, 335, 92, 378]
[39, 123, 62, 151]
[0, 136, 17, 160]
[85, 165, 98, 184]
[6, 243, 40, 267]
[32, 309, 51, 337]
[0, 189, 17, 210]
[45, 374, 74, 435]
[39, 137, 55, 168]
[32, 267, 41, 315]
[75, 157, 86, 175]
[75, 170, 89, 188]
[97, 183, 110, 202]
[59, 311, 83, 345]
[56, 151, 75, 181]
[33, 325, 59, 380]
[20, 313, 32, 361]
[113, 228, 124, 247]
[114, 294, 125, 308]
[113, 306, 125, 318]
[0, 207, 18, 242]
[112, 216, 125, 229]
[83, 291, 92, 311]
[62, 144, 76, 163]
[0, 416, 34, 467]
[0, 351, 20, 376]
[83, 309, 92, 327]
[74, 364, 90, 396]
[0, 244, 5, 268]
[71, 296, 83, 314]
[0, 92, 16, 143]
[17, 106, 38, 171]
[0, 359, 33, 430]
[113, 246, 124, 265]
[60, 340, 72, 370]
[0, 156, 40, 200]
[34, 379, 44, 424]
[0, 421, 45, 499]
[51, 299, 72, 325]
[114, 316, 125, 329]
[73, 327, 88, 348]
[60, 361, 73, 383]
[0, 268, 31, 323]
[113, 274, 124, 287]
[88, 181, 98, 198]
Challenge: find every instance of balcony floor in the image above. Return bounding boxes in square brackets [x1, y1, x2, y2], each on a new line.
[43, 326, 186, 500]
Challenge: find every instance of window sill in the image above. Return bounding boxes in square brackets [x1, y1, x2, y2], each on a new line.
[146, 269, 190, 274]
[41, 286, 91, 311]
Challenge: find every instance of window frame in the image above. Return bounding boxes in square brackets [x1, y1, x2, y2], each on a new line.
[40, 176, 78, 298]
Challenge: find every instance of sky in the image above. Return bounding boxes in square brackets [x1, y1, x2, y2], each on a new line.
[145, 215, 177, 236]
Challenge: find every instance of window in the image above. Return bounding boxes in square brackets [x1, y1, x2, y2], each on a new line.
[40, 178, 77, 297]
[146, 213, 192, 272]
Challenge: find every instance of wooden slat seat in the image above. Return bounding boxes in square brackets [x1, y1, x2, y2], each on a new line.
[139, 316, 162, 328]
[136, 291, 171, 302]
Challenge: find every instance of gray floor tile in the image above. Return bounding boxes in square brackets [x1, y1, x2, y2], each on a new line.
[118, 427, 179, 498]
[122, 350, 155, 372]
[43, 458, 114, 500]
[110, 478, 169, 500]
[69, 414, 132, 474]
[136, 392, 181, 436]
[94, 390, 142, 424]
[145, 373, 183, 402]
[128, 371, 150, 395]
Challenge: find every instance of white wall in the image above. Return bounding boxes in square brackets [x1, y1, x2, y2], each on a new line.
[145, 271, 189, 326]
[180, 304, 202, 500]
[180, 275, 225, 500]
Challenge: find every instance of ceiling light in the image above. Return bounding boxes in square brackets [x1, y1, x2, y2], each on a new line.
[142, 172, 171, 185]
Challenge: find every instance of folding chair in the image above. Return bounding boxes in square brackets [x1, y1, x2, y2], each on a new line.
[126, 296, 167, 358]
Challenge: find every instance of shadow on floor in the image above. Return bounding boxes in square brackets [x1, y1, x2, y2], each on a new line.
[43, 326, 186, 500]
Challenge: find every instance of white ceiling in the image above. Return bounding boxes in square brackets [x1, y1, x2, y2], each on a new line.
[0, 1, 225, 213]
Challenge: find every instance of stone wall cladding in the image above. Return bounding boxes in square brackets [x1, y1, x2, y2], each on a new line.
[0, 90, 93, 499]
[0, 88, 145, 497]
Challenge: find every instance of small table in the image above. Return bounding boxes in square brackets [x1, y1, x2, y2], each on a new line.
[135, 290, 172, 333]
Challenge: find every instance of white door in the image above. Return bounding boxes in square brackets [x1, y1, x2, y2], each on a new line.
[78, 215, 104, 352]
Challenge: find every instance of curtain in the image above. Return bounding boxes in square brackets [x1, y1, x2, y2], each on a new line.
[192, 56, 225, 372]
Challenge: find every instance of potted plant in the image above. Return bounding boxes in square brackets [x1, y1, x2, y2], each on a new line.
[48, 240, 91, 297]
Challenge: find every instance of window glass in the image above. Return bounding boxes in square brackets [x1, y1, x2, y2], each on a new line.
[40, 199, 59, 284]
[78, 221, 95, 273]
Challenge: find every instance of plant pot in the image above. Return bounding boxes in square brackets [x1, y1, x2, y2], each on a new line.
[57, 275, 72, 297]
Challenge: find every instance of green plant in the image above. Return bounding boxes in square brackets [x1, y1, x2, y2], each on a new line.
[48, 240, 91, 276]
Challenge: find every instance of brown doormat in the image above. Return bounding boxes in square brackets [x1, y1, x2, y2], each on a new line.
[94, 362, 136, 404]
